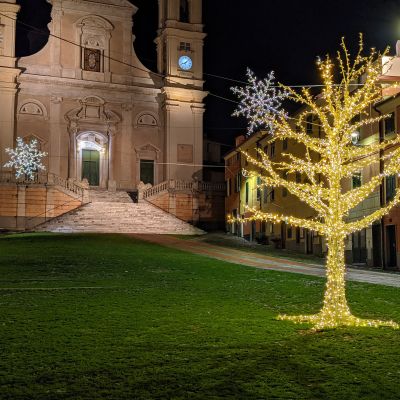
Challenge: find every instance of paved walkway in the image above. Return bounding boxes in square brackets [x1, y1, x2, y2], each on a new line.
[134, 235, 400, 288]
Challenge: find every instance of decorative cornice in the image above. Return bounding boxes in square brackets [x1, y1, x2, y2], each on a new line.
[0, 3, 20, 13]
[18, 74, 161, 95]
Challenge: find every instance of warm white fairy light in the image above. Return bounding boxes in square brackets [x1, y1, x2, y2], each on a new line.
[3, 137, 47, 180]
[232, 68, 288, 134]
[230, 36, 400, 330]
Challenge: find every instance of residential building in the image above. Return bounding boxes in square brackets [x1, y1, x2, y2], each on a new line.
[224, 125, 324, 256]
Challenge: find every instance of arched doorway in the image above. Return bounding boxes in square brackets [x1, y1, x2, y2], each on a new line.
[76, 131, 108, 188]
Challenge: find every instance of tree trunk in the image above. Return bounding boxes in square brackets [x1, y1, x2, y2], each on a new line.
[320, 234, 351, 323]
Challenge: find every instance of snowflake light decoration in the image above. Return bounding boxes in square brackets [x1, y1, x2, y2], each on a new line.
[232, 68, 288, 134]
[3, 137, 47, 180]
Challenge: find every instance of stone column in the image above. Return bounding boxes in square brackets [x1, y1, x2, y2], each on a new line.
[68, 127, 77, 181]
[108, 130, 116, 191]
[0, 1, 21, 169]
[49, 96, 63, 176]
[49, 6, 63, 76]
[191, 104, 205, 181]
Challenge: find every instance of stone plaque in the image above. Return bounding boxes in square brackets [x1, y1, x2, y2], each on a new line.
[177, 144, 193, 163]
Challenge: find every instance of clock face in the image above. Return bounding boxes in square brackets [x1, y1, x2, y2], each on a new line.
[178, 55, 193, 71]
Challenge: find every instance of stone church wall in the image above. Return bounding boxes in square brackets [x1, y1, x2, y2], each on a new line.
[0, 184, 82, 230]
[146, 189, 225, 230]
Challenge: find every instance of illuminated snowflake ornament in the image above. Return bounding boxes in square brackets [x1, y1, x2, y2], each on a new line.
[232, 68, 288, 134]
[4, 137, 47, 180]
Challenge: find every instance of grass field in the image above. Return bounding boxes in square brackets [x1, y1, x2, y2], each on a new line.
[1, 233, 400, 399]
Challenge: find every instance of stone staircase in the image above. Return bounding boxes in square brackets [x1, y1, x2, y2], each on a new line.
[36, 189, 205, 235]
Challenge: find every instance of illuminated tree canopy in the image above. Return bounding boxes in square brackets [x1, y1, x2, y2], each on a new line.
[231, 38, 400, 330]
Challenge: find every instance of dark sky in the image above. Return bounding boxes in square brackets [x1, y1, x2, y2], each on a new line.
[15, 0, 400, 145]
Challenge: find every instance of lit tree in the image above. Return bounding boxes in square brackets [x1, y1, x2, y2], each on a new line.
[3, 137, 47, 181]
[231, 38, 400, 330]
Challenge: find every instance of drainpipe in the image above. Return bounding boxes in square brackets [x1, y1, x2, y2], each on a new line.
[373, 103, 386, 269]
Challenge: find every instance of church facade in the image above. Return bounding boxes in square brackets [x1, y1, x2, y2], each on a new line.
[0, 0, 206, 191]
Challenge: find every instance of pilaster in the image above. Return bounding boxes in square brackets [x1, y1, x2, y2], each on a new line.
[49, 96, 63, 175]
[0, 1, 20, 168]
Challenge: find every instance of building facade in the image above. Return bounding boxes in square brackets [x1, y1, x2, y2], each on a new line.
[225, 126, 325, 257]
[0, 0, 206, 191]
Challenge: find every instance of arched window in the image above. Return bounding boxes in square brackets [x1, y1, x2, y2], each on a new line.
[180, 0, 190, 23]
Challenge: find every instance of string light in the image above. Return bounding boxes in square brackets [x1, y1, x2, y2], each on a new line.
[3, 137, 47, 181]
[230, 37, 400, 330]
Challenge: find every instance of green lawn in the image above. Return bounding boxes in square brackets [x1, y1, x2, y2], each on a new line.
[1, 233, 400, 399]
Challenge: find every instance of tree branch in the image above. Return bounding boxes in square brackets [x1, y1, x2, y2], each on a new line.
[345, 188, 400, 235]
[242, 206, 326, 235]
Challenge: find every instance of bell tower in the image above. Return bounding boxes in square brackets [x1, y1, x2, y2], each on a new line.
[0, 0, 20, 167]
[156, 0, 207, 181]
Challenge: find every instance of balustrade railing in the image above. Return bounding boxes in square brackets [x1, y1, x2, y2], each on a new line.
[48, 173, 87, 198]
[143, 179, 226, 199]
[200, 182, 226, 192]
[0, 171, 88, 201]
[142, 181, 169, 199]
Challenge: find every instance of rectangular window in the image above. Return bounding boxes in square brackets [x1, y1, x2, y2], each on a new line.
[235, 172, 241, 192]
[245, 181, 249, 204]
[296, 227, 301, 244]
[263, 145, 268, 155]
[179, 0, 190, 22]
[179, 42, 191, 51]
[352, 172, 362, 189]
[270, 189, 275, 201]
[386, 175, 396, 202]
[140, 159, 154, 185]
[84, 48, 101, 72]
[287, 227, 293, 239]
[256, 177, 261, 200]
[270, 143, 275, 158]
[226, 178, 231, 197]
[385, 113, 395, 135]
[306, 115, 313, 134]
[296, 172, 301, 183]
[282, 138, 288, 150]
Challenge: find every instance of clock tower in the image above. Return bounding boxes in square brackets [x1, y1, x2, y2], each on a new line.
[156, 0, 207, 181]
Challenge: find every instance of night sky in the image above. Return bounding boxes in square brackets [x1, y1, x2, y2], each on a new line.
[15, 0, 400, 145]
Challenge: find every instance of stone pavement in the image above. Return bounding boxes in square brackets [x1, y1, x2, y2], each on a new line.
[134, 235, 400, 288]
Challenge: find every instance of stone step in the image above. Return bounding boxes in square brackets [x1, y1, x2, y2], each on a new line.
[36, 189, 204, 235]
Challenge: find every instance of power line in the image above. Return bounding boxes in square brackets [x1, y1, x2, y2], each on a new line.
[8, 12, 384, 91]
[2, 11, 394, 132]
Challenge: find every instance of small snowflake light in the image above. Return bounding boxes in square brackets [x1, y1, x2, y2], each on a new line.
[4, 137, 47, 181]
[232, 68, 288, 134]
